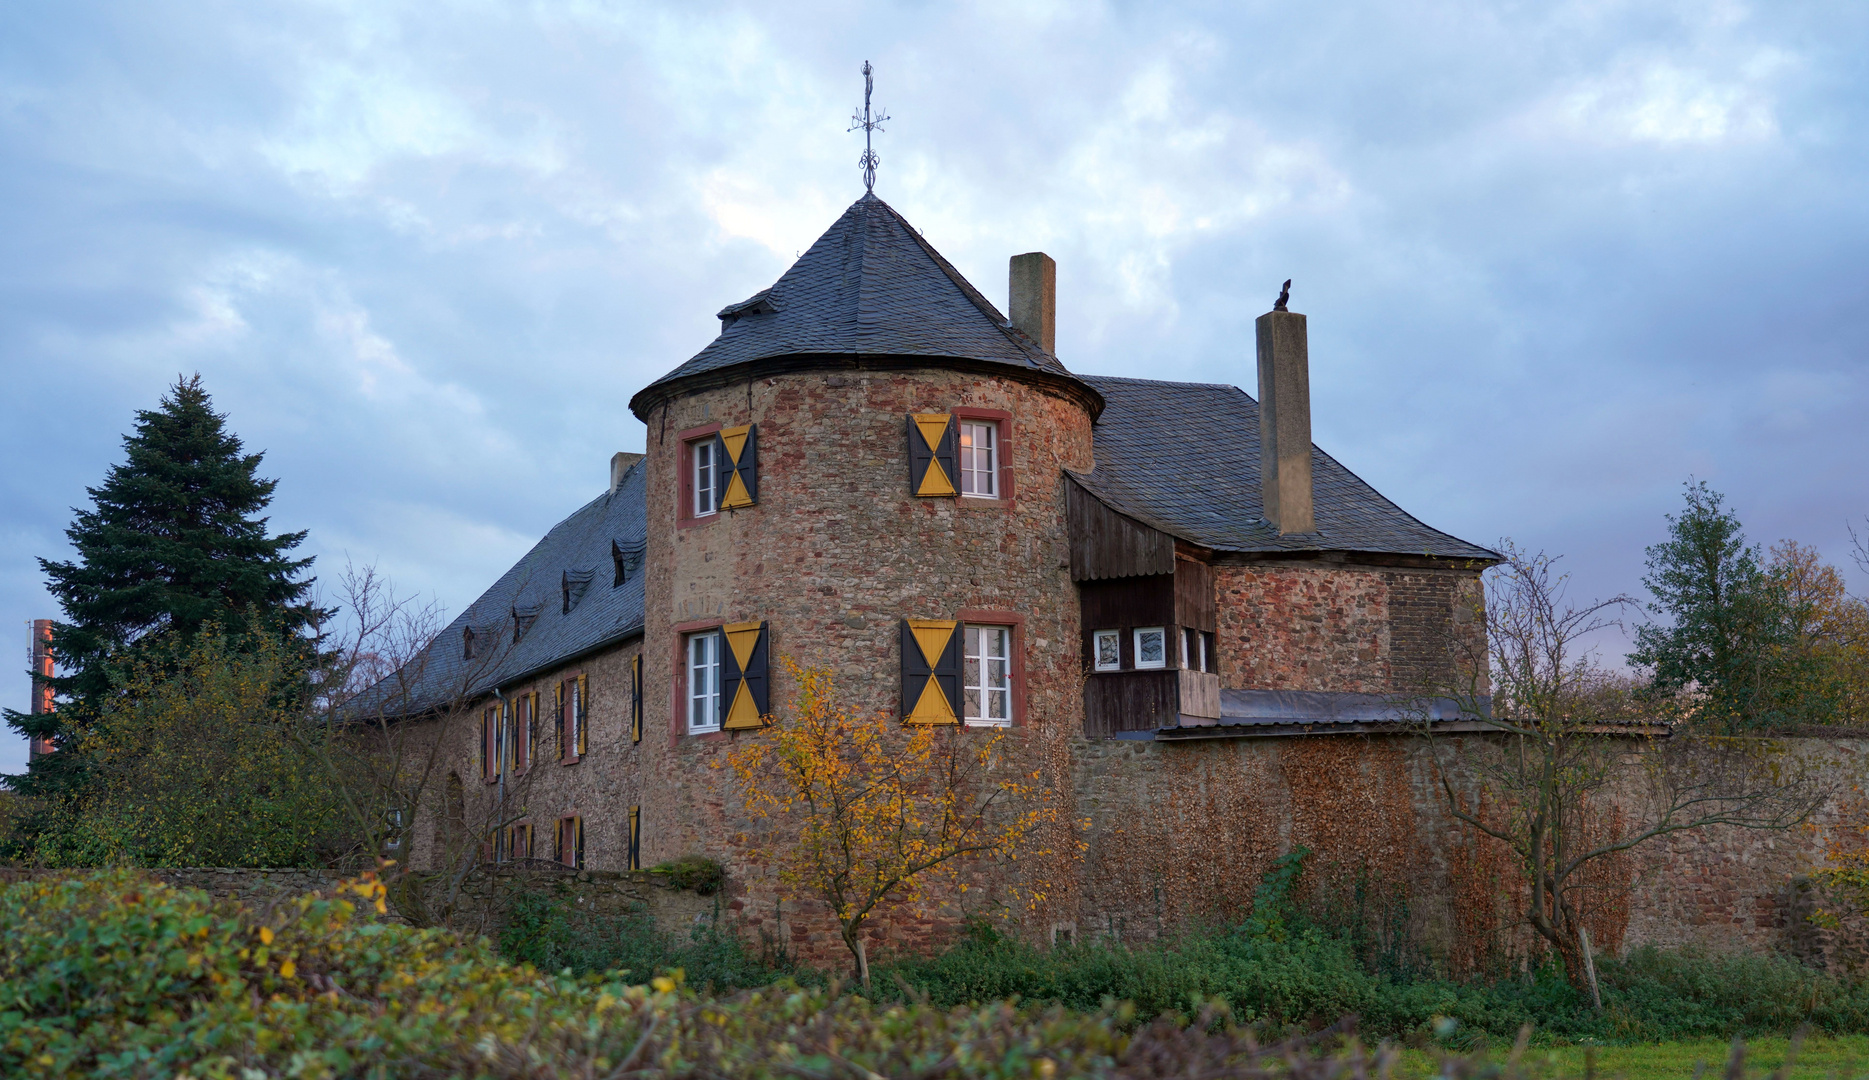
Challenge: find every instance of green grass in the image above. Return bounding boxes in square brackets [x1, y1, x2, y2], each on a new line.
[1394, 1036, 1869, 1079]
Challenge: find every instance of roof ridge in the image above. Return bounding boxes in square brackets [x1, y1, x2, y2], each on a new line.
[1082, 373, 1244, 392]
[869, 197, 1067, 372]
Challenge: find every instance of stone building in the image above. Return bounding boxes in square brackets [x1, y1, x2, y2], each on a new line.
[385, 191, 1800, 967]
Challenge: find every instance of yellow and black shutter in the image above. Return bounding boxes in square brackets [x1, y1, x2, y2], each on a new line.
[900, 618, 963, 723]
[631, 654, 643, 744]
[717, 424, 758, 510]
[719, 620, 770, 730]
[907, 414, 958, 497]
[628, 805, 642, 871]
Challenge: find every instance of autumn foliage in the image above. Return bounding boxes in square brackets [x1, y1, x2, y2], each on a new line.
[726, 660, 1058, 987]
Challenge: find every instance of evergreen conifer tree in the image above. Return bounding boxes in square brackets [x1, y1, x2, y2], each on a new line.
[6, 375, 326, 815]
[1630, 480, 1831, 728]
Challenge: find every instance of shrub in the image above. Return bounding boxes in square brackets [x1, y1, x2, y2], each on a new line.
[648, 854, 726, 895]
[0, 870, 1428, 1079]
[494, 884, 773, 992]
[877, 918, 1869, 1044]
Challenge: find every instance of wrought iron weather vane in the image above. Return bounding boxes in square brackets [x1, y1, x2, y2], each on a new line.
[848, 61, 889, 193]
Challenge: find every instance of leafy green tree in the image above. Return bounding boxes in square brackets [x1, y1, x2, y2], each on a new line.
[1629, 481, 1832, 729]
[30, 629, 345, 868]
[6, 375, 328, 852]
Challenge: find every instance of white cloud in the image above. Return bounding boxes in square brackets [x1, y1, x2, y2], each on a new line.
[1538, 50, 1793, 146]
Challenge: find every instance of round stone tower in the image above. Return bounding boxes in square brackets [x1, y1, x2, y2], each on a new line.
[626, 194, 1101, 956]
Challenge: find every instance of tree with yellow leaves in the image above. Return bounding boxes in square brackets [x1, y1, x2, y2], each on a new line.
[726, 660, 1057, 989]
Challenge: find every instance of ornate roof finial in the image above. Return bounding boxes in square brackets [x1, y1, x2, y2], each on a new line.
[848, 61, 889, 193]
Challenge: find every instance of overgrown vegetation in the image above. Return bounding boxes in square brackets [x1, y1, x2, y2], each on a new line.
[648, 854, 726, 895]
[0, 870, 1429, 1080]
[23, 628, 346, 868]
[5, 375, 330, 861]
[495, 883, 774, 994]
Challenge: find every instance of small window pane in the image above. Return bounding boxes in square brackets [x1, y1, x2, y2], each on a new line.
[964, 624, 1011, 725]
[688, 631, 721, 732]
[1093, 630, 1120, 672]
[1134, 628, 1166, 669]
[693, 440, 718, 516]
[959, 422, 998, 497]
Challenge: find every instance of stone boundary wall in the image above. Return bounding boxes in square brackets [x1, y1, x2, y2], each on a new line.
[0, 863, 719, 942]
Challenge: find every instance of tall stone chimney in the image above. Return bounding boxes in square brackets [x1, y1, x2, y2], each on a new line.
[1008, 252, 1056, 354]
[28, 618, 53, 761]
[610, 451, 644, 494]
[1256, 305, 1315, 535]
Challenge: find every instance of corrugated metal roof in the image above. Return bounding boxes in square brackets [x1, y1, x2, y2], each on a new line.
[631, 193, 1085, 413]
[1073, 375, 1498, 561]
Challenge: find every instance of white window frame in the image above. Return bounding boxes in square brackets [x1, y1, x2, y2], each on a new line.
[692, 438, 719, 518]
[687, 630, 722, 733]
[962, 623, 1013, 726]
[1180, 628, 1191, 669]
[958, 421, 998, 498]
[1133, 627, 1167, 670]
[1092, 629, 1121, 672]
[1199, 631, 1210, 673]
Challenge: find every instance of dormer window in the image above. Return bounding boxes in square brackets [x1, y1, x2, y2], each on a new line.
[612, 539, 645, 586]
[563, 569, 595, 613]
[716, 289, 780, 328]
[462, 626, 478, 660]
[512, 603, 540, 644]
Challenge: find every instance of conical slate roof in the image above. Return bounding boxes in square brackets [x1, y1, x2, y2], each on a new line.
[631, 194, 1086, 415]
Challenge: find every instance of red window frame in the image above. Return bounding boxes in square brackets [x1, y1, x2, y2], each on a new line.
[955, 608, 1027, 727]
[951, 407, 1014, 507]
[678, 422, 724, 528]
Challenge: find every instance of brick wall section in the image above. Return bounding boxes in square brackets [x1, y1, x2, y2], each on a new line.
[1213, 564, 1481, 693]
[1069, 734, 1869, 974]
[638, 366, 1095, 966]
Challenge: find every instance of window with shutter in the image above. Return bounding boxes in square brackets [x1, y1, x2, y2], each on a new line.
[628, 805, 641, 871]
[907, 414, 958, 497]
[482, 704, 503, 782]
[720, 620, 770, 730]
[554, 682, 567, 762]
[900, 618, 962, 723]
[557, 817, 582, 867]
[631, 654, 643, 744]
[717, 424, 758, 510]
[576, 673, 589, 756]
[687, 631, 723, 733]
[512, 692, 533, 773]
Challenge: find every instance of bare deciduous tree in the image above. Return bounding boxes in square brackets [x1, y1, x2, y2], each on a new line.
[1421, 543, 1827, 1004]
[306, 561, 546, 929]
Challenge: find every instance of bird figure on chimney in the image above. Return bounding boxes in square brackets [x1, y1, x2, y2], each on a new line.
[1274, 279, 1291, 312]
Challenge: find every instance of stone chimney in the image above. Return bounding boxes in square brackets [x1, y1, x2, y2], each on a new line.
[28, 618, 53, 761]
[1256, 305, 1315, 535]
[610, 452, 644, 493]
[1008, 252, 1056, 354]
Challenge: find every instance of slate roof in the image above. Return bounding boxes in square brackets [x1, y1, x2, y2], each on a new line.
[1073, 375, 1497, 561]
[348, 461, 648, 718]
[631, 193, 1084, 412]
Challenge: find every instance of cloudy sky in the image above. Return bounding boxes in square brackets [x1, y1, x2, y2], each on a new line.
[3, 1, 1865, 773]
